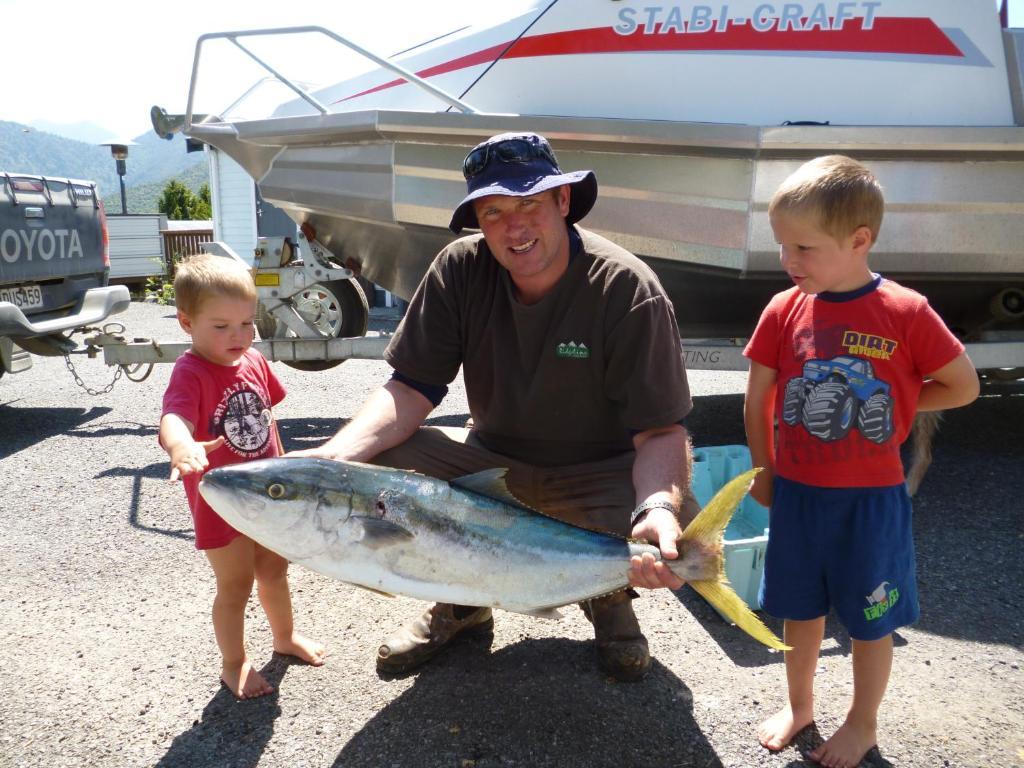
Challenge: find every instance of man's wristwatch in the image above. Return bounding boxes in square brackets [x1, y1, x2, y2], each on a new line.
[630, 499, 677, 528]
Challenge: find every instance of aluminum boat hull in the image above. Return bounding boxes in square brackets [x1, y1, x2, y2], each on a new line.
[190, 110, 1024, 338]
[175, 0, 1024, 343]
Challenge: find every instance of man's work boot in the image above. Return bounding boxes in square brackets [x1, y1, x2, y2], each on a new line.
[376, 603, 493, 674]
[581, 590, 650, 682]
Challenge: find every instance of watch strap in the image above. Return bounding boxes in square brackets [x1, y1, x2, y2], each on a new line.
[630, 499, 677, 528]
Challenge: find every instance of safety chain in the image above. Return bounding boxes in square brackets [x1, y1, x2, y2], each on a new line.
[64, 353, 124, 396]
[60, 321, 157, 394]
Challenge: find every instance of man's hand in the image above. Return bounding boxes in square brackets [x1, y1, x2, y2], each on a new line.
[628, 507, 685, 591]
[168, 436, 225, 481]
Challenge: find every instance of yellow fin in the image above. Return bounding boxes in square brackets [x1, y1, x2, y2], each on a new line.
[680, 467, 761, 545]
[352, 583, 396, 598]
[689, 578, 791, 651]
[679, 466, 789, 650]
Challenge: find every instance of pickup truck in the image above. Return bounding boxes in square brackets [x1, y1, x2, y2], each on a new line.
[1, 173, 131, 378]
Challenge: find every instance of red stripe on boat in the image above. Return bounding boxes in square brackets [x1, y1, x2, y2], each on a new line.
[335, 17, 962, 104]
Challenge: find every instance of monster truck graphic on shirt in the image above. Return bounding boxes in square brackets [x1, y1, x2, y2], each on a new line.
[782, 355, 894, 444]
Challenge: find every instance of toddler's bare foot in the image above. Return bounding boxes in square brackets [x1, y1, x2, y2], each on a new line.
[274, 633, 326, 666]
[221, 660, 274, 699]
[758, 703, 813, 751]
[809, 718, 876, 768]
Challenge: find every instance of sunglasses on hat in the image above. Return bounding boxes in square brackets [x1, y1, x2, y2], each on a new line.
[462, 137, 561, 180]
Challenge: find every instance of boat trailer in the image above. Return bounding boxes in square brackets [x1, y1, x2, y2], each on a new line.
[74, 237, 1024, 380]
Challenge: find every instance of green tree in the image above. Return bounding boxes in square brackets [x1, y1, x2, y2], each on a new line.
[158, 179, 210, 220]
[196, 183, 213, 220]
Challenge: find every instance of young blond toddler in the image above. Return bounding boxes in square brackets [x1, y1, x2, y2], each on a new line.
[159, 253, 325, 698]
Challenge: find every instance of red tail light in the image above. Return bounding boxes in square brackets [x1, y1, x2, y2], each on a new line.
[98, 200, 111, 268]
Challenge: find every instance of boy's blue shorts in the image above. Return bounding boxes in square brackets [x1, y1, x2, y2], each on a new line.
[759, 476, 919, 641]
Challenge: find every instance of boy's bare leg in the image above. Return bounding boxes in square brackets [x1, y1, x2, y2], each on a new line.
[254, 544, 325, 666]
[759, 617, 826, 751]
[206, 537, 273, 699]
[811, 634, 891, 768]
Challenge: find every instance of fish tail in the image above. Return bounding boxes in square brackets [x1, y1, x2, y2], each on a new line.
[689, 579, 791, 651]
[679, 467, 760, 545]
[680, 467, 791, 651]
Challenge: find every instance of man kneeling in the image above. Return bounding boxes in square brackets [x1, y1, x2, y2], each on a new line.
[293, 132, 696, 681]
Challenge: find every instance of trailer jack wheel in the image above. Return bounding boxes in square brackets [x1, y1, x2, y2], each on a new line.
[257, 279, 369, 371]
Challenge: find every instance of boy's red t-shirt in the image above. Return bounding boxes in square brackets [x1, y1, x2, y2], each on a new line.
[161, 349, 286, 548]
[744, 279, 964, 488]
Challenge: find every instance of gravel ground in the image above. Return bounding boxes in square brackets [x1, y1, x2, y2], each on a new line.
[0, 300, 1021, 768]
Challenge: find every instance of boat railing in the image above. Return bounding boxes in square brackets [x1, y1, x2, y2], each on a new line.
[184, 25, 480, 133]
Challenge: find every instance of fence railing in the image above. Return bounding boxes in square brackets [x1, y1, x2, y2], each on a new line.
[160, 229, 215, 269]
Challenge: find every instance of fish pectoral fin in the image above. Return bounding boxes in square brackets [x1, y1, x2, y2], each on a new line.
[680, 467, 761, 546]
[351, 583, 397, 598]
[352, 517, 415, 549]
[509, 607, 564, 620]
[450, 469, 534, 509]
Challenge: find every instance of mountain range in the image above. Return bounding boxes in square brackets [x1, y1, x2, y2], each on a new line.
[0, 120, 208, 214]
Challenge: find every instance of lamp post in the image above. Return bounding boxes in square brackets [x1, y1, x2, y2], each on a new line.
[100, 140, 137, 214]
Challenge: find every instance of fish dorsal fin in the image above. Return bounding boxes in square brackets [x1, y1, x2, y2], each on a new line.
[680, 467, 761, 545]
[450, 468, 530, 508]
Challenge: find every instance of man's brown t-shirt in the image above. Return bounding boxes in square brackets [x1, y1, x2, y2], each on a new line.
[384, 227, 692, 467]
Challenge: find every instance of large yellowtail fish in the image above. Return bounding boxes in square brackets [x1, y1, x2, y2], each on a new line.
[199, 458, 788, 650]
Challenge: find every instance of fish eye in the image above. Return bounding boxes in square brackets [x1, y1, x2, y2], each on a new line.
[267, 483, 286, 499]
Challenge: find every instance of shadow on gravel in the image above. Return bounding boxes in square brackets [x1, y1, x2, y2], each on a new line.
[332, 637, 722, 768]
[66, 420, 158, 439]
[278, 413, 473, 452]
[0, 404, 112, 458]
[278, 418, 347, 450]
[905, 391, 1024, 650]
[154, 656, 291, 768]
[685, 393, 748, 449]
[674, 586, 910, 668]
[98, 462, 195, 542]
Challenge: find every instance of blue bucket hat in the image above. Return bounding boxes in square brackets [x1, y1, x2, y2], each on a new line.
[448, 132, 598, 233]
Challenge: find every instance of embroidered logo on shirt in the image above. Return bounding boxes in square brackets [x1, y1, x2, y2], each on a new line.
[863, 580, 900, 621]
[556, 341, 590, 359]
[842, 330, 897, 360]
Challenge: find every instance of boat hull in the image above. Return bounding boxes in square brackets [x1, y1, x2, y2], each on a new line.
[191, 110, 1024, 339]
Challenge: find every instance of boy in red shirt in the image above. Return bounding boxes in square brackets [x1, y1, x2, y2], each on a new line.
[744, 156, 979, 767]
[159, 253, 324, 699]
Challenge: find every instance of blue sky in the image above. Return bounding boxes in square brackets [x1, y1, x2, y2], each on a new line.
[3, 0, 1022, 140]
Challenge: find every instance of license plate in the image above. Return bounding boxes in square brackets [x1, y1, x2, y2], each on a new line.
[0, 283, 44, 310]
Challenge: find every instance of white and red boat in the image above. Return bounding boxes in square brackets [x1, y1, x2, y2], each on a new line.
[156, 0, 1024, 368]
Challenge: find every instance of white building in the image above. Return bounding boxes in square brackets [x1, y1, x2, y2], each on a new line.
[206, 147, 266, 265]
